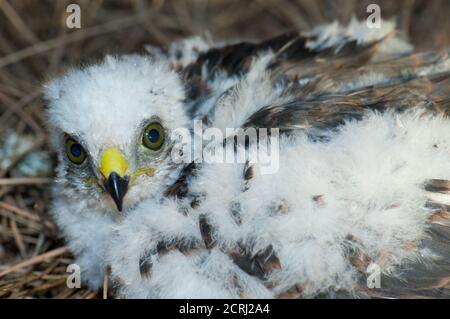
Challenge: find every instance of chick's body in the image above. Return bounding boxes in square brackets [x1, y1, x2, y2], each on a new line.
[45, 20, 450, 298]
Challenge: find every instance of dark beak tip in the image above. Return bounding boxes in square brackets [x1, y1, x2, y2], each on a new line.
[104, 172, 129, 212]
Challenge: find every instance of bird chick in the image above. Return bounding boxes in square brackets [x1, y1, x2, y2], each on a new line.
[45, 55, 189, 288]
[45, 19, 450, 297]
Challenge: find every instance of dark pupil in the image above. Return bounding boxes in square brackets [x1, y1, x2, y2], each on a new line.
[71, 143, 82, 157]
[147, 129, 159, 143]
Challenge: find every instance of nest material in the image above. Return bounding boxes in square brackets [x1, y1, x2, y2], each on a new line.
[0, 0, 449, 299]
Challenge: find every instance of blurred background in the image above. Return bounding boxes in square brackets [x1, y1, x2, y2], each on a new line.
[0, 0, 449, 299]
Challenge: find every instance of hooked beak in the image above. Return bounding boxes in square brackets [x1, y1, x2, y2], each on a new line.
[103, 172, 129, 212]
[100, 148, 130, 212]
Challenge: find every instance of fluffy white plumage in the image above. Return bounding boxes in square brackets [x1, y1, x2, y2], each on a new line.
[45, 55, 188, 289]
[108, 109, 450, 298]
[44, 19, 450, 298]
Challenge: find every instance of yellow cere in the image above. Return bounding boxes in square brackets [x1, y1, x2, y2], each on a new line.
[100, 147, 129, 178]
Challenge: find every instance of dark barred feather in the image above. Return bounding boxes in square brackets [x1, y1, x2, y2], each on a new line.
[244, 72, 450, 136]
[161, 32, 450, 298]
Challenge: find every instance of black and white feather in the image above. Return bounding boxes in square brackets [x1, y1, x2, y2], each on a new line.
[44, 19, 450, 298]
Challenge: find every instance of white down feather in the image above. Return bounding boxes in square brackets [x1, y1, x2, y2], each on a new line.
[45, 18, 450, 298]
[108, 110, 450, 298]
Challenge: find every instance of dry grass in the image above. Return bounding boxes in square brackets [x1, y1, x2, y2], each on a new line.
[0, 0, 449, 299]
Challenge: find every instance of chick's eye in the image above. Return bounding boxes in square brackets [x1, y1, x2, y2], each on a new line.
[143, 122, 165, 150]
[66, 138, 86, 165]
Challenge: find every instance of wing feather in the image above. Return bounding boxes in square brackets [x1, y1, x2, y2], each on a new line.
[165, 30, 450, 298]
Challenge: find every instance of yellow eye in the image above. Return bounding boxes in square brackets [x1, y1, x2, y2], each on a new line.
[65, 138, 86, 165]
[142, 122, 165, 150]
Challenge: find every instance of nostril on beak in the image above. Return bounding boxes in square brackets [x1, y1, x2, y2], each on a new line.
[103, 172, 130, 212]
